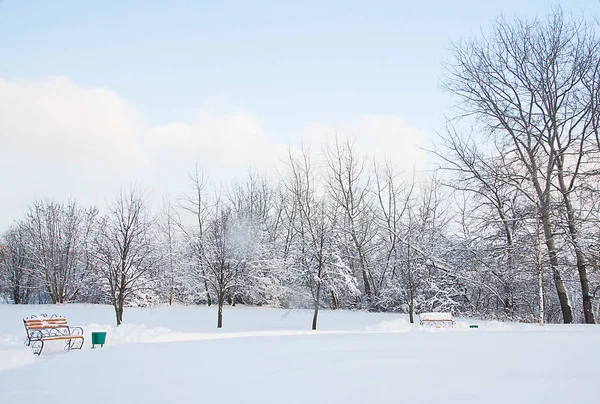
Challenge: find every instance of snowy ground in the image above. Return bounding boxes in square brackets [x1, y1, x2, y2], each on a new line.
[0, 304, 598, 403]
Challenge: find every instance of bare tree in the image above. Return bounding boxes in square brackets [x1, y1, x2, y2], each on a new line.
[371, 159, 414, 313]
[95, 187, 159, 325]
[199, 204, 247, 328]
[434, 127, 537, 319]
[228, 169, 274, 225]
[20, 199, 98, 304]
[444, 8, 600, 323]
[285, 146, 358, 329]
[178, 164, 212, 305]
[0, 225, 32, 304]
[324, 136, 376, 305]
[156, 196, 185, 305]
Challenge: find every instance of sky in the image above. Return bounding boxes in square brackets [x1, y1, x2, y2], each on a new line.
[0, 0, 598, 230]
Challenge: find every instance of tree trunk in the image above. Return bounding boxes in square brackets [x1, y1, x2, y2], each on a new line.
[115, 303, 124, 326]
[205, 280, 212, 306]
[409, 283, 415, 324]
[537, 218, 545, 326]
[352, 233, 372, 301]
[12, 286, 21, 304]
[557, 171, 595, 324]
[549, 255, 572, 324]
[113, 290, 125, 326]
[408, 234, 414, 324]
[538, 261, 545, 326]
[47, 282, 58, 304]
[330, 290, 339, 310]
[361, 268, 371, 300]
[217, 295, 224, 328]
[574, 248, 595, 324]
[541, 206, 573, 324]
[312, 283, 321, 330]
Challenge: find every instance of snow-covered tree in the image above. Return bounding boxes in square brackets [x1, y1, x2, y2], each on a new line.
[94, 187, 160, 325]
[18, 199, 98, 304]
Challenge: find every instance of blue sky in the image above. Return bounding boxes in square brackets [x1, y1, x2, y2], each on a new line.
[0, 0, 598, 228]
[3, 0, 593, 130]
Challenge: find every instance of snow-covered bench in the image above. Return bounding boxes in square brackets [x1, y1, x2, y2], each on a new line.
[23, 314, 84, 355]
[419, 312, 455, 328]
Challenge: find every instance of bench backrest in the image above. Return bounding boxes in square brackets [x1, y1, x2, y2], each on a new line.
[24, 316, 73, 339]
[24, 317, 70, 330]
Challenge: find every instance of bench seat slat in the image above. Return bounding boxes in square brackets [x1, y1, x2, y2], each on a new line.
[39, 335, 84, 341]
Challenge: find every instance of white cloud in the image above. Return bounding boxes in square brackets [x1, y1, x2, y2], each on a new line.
[0, 76, 432, 230]
[290, 115, 432, 175]
[147, 110, 272, 168]
[0, 77, 155, 231]
[0, 76, 148, 166]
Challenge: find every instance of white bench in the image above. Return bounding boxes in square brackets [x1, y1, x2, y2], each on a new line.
[419, 312, 455, 328]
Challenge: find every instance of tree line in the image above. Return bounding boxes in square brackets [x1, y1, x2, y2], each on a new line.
[1, 8, 600, 327]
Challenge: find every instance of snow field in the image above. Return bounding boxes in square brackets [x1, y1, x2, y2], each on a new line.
[0, 304, 598, 403]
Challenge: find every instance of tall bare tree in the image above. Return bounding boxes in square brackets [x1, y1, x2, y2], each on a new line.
[285, 146, 358, 329]
[371, 160, 414, 312]
[444, 8, 600, 323]
[178, 164, 212, 305]
[156, 197, 185, 305]
[434, 127, 534, 318]
[324, 137, 376, 305]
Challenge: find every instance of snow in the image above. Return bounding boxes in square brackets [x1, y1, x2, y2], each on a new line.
[0, 304, 598, 403]
[0, 332, 35, 372]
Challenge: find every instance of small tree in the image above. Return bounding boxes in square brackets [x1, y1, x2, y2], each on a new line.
[156, 197, 185, 305]
[95, 187, 159, 326]
[200, 206, 248, 328]
[20, 199, 98, 303]
[0, 226, 31, 304]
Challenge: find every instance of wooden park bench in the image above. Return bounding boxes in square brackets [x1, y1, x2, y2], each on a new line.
[23, 314, 84, 355]
[419, 312, 455, 328]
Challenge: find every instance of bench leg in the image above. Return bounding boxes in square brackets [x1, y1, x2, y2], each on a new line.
[69, 337, 84, 350]
[31, 340, 44, 356]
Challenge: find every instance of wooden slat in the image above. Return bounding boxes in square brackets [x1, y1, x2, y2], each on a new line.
[25, 320, 68, 324]
[39, 335, 84, 341]
[25, 322, 69, 326]
[25, 318, 67, 323]
[23, 317, 78, 334]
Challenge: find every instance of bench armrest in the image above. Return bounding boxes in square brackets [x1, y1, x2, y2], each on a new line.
[28, 329, 44, 341]
[70, 326, 84, 336]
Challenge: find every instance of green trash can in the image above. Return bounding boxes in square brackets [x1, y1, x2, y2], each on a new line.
[91, 332, 107, 348]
